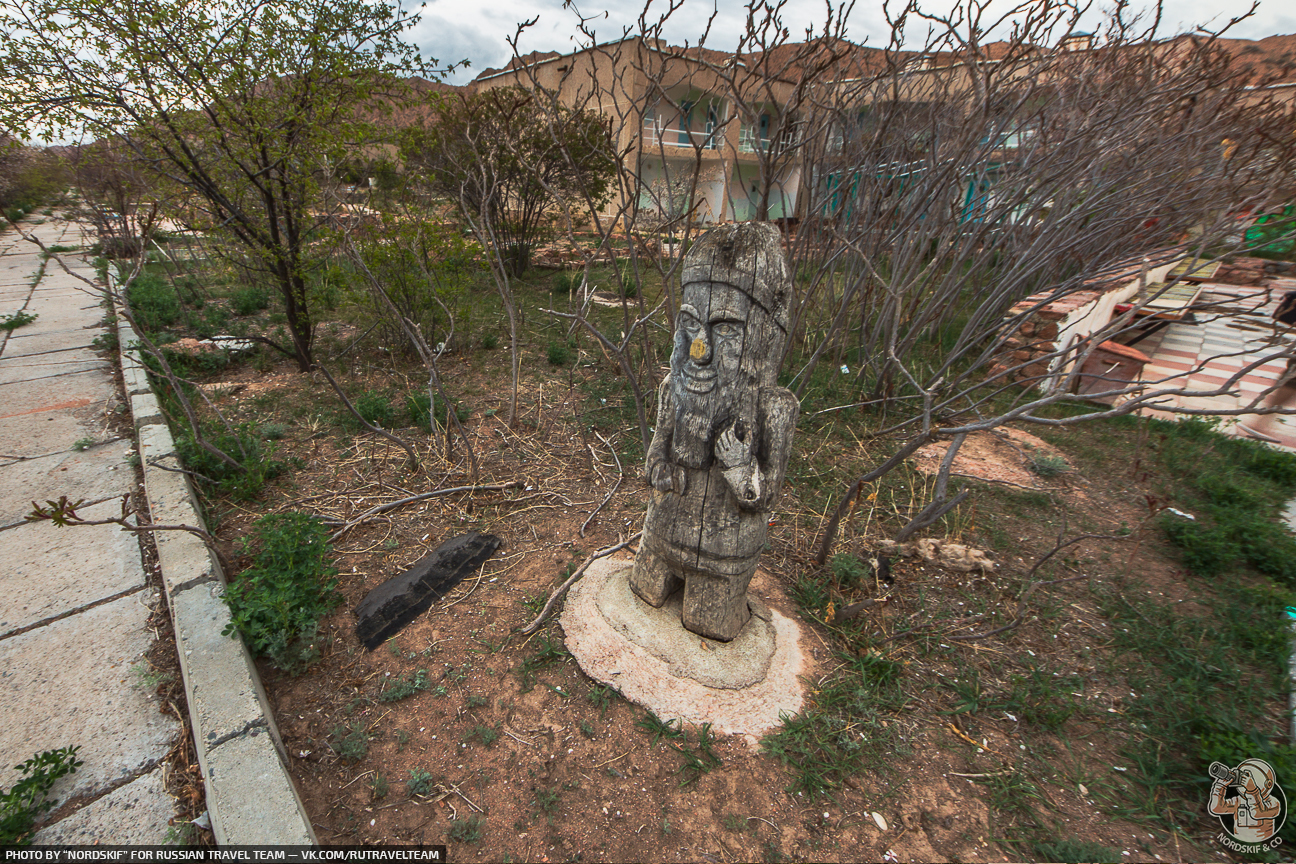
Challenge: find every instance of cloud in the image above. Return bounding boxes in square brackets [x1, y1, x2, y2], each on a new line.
[407, 0, 1295, 86]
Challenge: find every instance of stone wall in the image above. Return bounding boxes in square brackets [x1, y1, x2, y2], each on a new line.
[989, 251, 1181, 389]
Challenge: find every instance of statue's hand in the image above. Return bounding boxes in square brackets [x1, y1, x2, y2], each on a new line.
[648, 458, 674, 492]
[715, 422, 753, 470]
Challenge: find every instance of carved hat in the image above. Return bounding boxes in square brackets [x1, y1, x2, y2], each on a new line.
[681, 223, 792, 333]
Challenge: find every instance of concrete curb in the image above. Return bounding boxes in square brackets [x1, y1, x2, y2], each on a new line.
[114, 296, 317, 846]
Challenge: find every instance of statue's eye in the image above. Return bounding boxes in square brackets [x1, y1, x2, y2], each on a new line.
[713, 322, 742, 338]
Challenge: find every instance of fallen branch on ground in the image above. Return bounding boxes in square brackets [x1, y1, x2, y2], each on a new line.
[518, 532, 642, 635]
[327, 482, 526, 543]
[580, 431, 623, 537]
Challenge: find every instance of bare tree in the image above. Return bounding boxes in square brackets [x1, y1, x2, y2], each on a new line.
[403, 87, 618, 426]
[485, 0, 1296, 558]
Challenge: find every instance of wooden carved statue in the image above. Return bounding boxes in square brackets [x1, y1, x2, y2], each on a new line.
[629, 223, 798, 641]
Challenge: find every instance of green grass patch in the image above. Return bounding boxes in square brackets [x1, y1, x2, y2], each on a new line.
[378, 669, 432, 703]
[1100, 585, 1296, 848]
[1031, 838, 1120, 863]
[515, 633, 569, 693]
[126, 272, 181, 333]
[762, 653, 905, 796]
[1149, 417, 1296, 583]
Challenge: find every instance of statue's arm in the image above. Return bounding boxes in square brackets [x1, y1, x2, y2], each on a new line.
[716, 387, 799, 511]
[645, 376, 676, 492]
[754, 387, 799, 508]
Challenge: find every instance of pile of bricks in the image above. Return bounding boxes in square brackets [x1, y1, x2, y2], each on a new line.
[988, 289, 1102, 384]
[1211, 256, 1296, 285]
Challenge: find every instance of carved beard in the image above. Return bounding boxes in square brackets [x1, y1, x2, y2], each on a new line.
[670, 371, 759, 470]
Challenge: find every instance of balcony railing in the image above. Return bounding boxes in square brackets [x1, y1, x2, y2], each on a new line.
[738, 127, 801, 154]
[643, 121, 720, 150]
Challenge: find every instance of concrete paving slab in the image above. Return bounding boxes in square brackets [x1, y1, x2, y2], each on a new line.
[11, 301, 103, 331]
[0, 348, 108, 384]
[0, 411, 106, 458]
[2, 328, 96, 357]
[0, 286, 35, 302]
[0, 498, 146, 636]
[0, 261, 36, 281]
[0, 438, 133, 525]
[0, 364, 114, 420]
[0, 590, 180, 804]
[31, 768, 175, 845]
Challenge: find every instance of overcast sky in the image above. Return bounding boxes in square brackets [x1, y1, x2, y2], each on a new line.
[409, 0, 1296, 84]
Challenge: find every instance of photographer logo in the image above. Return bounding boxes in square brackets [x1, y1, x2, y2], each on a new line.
[1208, 759, 1286, 852]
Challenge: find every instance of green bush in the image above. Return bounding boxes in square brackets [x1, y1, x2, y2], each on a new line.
[222, 513, 342, 673]
[126, 273, 181, 333]
[405, 392, 468, 431]
[231, 285, 270, 316]
[351, 391, 396, 429]
[158, 344, 230, 378]
[174, 422, 285, 501]
[547, 340, 574, 366]
[1, 747, 83, 845]
[0, 310, 37, 332]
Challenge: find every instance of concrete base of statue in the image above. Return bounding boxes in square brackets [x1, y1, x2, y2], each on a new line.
[560, 556, 811, 741]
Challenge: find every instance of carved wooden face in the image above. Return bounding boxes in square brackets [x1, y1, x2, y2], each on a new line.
[672, 283, 751, 397]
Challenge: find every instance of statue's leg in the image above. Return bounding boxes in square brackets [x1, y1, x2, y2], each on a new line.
[628, 547, 684, 607]
[681, 566, 755, 642]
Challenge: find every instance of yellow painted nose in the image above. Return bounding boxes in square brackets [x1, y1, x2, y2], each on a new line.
[690, 337, 708, 361]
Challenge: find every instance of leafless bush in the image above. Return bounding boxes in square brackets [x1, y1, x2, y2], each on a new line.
[490, 0, 1296, 554]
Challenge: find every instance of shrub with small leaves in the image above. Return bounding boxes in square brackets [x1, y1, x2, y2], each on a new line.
[0, 310, 37, 332]
[230, 285, 270, 316]
[221, 513, 341, 673]
[1, 746, 83, 844]
[379, 669, 432, 703]
[126, 273, 181, 333]
[1028, 452, 1069, 478]
[329, 722, 370, 764]
[447, 814, 484, 844]
[407, 768, 435, 797]
[350, 391, 396, 429]
[546, 340, 574, 366]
